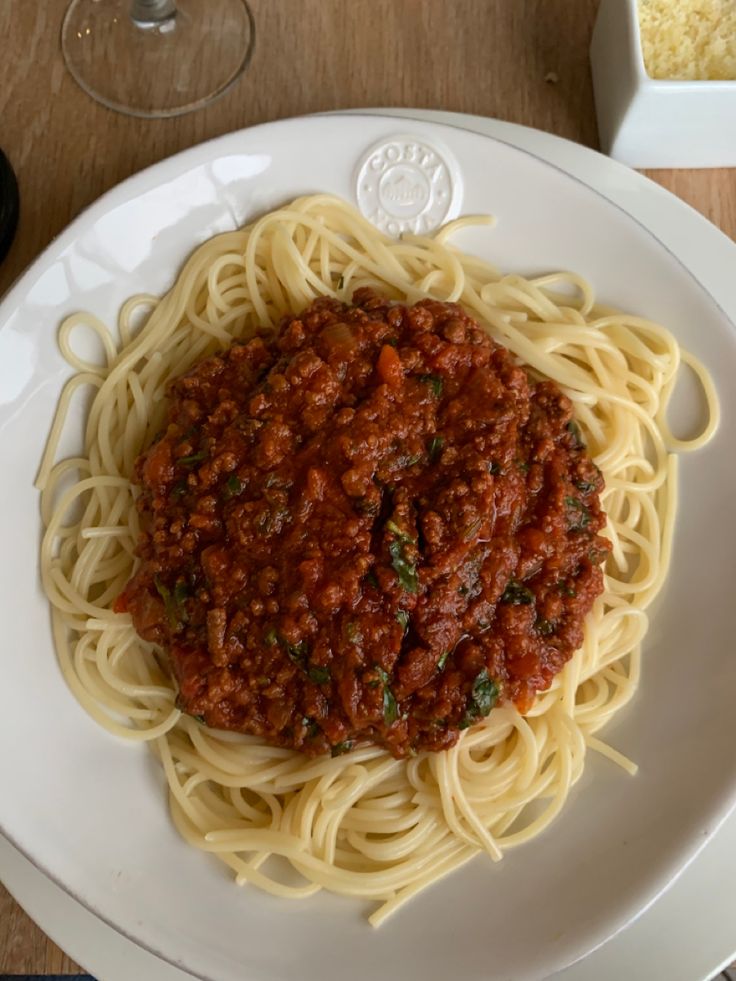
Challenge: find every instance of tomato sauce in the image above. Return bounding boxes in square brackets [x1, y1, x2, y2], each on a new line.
[117, 290, 609, 758]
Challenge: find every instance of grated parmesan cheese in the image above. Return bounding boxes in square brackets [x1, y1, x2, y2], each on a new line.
[638, 0, 736, 80]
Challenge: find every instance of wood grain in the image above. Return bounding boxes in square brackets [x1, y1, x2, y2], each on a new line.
[0, 0, 734, 973]
[0, 881, 81, 973]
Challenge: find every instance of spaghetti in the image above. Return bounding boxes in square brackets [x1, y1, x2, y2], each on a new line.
[37, 195, 718, 925]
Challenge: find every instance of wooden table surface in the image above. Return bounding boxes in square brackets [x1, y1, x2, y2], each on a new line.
[1, 0, 734, 975]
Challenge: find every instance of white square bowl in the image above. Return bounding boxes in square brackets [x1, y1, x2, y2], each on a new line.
[590, 0, 736, 168]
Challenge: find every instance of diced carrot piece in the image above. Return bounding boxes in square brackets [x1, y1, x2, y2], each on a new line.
[376, 344, 403, 388]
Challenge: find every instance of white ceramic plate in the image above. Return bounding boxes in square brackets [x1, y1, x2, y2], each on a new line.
[3, 109, 736, 981]
[1, 113, 735, 981]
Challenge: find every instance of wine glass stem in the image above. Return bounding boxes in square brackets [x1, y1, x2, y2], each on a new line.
[130, 0, 177, 26]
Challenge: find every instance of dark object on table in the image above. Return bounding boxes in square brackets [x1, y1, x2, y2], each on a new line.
[0, 148, 19, 264]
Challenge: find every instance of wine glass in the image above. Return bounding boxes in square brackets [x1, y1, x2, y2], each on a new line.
[61, 0, 255, 118]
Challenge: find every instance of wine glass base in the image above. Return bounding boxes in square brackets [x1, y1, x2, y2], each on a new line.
[61, 0, 255, 118]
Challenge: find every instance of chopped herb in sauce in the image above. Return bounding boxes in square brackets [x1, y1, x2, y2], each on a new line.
[565, 496, 591, 530]
[566, 420, 585, 449]
[575, 479, 596, 493]
[419, 374, 443, 397]
[224, 474, 244, 497]
[264, 626, 278, 646]
[376, 666, 399, 725]
[280, 635, 330, 683]
[395, 609, 410, 631]
[302, 717, 320, 738]
[501, 579, 534, 605]
[383, 687, 398, 725]
[177, 450, 206, 467]
[331, 741, 353, 757]
[172, 581, 189, 617]
[154, 575, 186, 629]
[286, 639, 307, 666]
[307, 665, 331, 685]
[386, 519, 411, 541]
[536, 618, 555, 637]
[437, 650, 450, 671]
[389, 538, 418, 593]
[428, 435, 444, 462]
[459, 668, 499, 729]
[386, 520, 418, 592]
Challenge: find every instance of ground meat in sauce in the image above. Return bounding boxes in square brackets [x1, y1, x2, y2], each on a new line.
[115, 289, 610, 759]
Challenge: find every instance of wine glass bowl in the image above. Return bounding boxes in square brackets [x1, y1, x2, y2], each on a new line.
[61, 0, 255, 118]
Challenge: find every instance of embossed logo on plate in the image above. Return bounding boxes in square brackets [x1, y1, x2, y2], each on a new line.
[355, 135, 462, 237]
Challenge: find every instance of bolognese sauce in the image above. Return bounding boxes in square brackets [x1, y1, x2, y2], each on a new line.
[116, 289, 609, 758]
